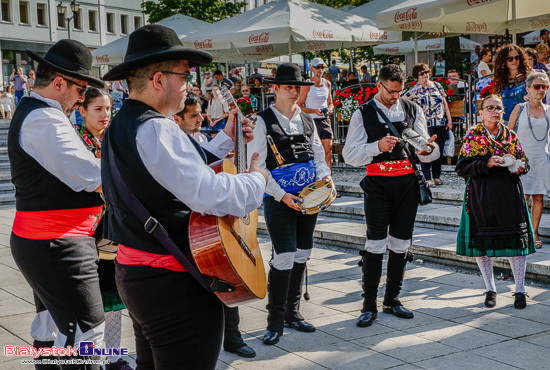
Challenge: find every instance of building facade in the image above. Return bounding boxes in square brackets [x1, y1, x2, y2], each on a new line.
[0, 0, 146, 88]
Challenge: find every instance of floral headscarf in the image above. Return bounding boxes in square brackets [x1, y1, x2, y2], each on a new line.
[459, 122, 526, 160]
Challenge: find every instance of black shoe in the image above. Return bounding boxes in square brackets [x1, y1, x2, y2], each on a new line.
[262, 330, 282, 345]
[226, 344, 256, 358]
[484, 291, 497, 308]
[356, 311, 377, 327]
[285, 320, 316, 332]
[382, 305, 414, 319]
[514, 292, 527, 309]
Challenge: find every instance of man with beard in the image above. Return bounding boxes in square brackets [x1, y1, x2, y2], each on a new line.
[343, 64, 435, 329]
[8, 39, 106, 369]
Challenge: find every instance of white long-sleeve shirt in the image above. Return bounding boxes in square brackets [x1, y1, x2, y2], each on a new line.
[247, 105, 331, 202]
[136, 116, 265, 217]
[343, 98, 429, 167]
[20, 92, 101, 192]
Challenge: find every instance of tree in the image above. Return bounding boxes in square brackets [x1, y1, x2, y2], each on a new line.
[309, 0, 371, 8]
[141, 0, 247, 24]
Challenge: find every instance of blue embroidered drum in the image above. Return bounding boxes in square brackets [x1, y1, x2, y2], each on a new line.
[270, 160, 316, 195]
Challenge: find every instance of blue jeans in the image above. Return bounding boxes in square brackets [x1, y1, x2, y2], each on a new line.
[14, 90, 24, 107]
[210, 119, 226, 131]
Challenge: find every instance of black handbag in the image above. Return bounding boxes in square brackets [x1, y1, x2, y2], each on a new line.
[369, 100, 433, 206]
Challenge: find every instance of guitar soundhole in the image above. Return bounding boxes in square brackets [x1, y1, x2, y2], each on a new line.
[241, 214, 250, 225]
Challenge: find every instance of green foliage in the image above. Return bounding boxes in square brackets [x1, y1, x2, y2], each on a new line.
[309, 0, 371, 9]
[141, 0, 247, 24]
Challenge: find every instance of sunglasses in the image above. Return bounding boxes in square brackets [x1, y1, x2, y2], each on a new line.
[483, 105, 504, 113]
[506, 55, 521, 62]
[380, 82, 405, 95]
[532, 84, 549, 91]
[62, 77, 88, 96]
[314, 65, 325, 69]
[419, 71, 430, 76]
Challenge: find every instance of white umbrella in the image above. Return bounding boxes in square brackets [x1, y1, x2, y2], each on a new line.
[91, 14, 210, 66]
[522, 29, 550, 45]
[184, 0, 401, 63]
[373, 37, 481, 55]
[375, 0, 550, 44]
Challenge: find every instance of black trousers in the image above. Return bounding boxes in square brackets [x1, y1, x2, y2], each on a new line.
[223, 306, 245, 351]
[10, 233, 104, 348]
[115, 261, 223, 370]
[362, 174, 419, 241]
[420, 125, 447, 181]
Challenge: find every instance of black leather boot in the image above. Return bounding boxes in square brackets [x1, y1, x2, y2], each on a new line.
[33, 340, 60, 370]
[284, 262, 315, 332]
[356, 251, 383, 327]
[382, 250, 414, 319]
[263, 267, 291, 345]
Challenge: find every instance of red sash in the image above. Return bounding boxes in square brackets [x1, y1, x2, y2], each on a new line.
[116, 244, 187, 272]
[365, 160, 414, 177]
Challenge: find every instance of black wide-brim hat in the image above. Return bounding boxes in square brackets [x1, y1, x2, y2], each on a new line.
[27, 39, 104, 88]
[103, 24, 213, 81]
[263, 63, 313, 86]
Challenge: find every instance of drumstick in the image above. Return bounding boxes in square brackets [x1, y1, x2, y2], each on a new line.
[266, 135, 285, 168]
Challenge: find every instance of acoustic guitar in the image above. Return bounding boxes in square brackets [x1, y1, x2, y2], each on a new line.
[188, 87, 267, 307]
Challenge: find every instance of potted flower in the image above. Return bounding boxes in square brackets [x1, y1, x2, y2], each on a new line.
[236, 96, 253, 115]
[334, 87, 378, 121]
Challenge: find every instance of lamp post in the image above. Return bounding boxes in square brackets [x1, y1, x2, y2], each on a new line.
[57, 1, 80, 39]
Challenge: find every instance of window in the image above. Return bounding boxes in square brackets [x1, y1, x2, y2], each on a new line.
[1, 0, 11, 22]
[88, 10, 97, 32]
[106, 12, 114, 33]
[36, 3, 46, 26]
[57, 6, 66, 28]
[134, 16, 141, 30]
[120, 14, 128, 34]
[73, 8, 81, 30]
[18, 1, 28, 24]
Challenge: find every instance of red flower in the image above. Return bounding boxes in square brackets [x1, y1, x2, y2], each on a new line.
[488, 88, 494, 94]
[437, 77, 442, 82]
[444, 79, 451, 85]
[345, 88, 351, 93]
[372, 87, 378, 94]
[447, 89, 453, 96]
[410, 81, 417, 86]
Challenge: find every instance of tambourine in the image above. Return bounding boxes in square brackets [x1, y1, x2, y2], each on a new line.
[97, 239, 119, 260]
[296, 180, 337, 215]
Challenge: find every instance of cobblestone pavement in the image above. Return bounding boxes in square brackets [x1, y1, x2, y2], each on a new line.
[1, 206, 549, 369]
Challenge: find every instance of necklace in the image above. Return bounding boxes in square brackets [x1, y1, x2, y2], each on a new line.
[526, 102, 549, 142]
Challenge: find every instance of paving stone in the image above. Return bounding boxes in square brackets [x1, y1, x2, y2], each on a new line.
[452, 311, 550, 338]
[307, 312, 396, 342]
[471, 339, 550, 368]
[414, 351, 519, 370]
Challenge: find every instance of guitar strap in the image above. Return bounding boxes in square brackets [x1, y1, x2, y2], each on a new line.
[105, 138, 236, 293]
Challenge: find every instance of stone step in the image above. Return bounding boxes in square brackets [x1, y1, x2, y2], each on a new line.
[0, 193, 15, 206]
[0, 183, 14, 194]
[335, 181, 550, 213]
[321, 195, 550, 242]
[257, 211, 550, 283]
[0, 171, 12, 182]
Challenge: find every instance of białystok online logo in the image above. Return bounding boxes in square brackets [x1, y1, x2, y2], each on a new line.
[4, 342, 128, 358]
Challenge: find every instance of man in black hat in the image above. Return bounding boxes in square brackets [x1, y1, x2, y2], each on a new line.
[100, 24, 267, 369]
[8, 39, 106, 368]
[247, 63, 332, 345]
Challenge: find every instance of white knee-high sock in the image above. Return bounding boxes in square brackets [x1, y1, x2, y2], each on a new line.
[508, 256, 527, 294]
[104, 310, 122, 363]
[475, 256, 496, 292]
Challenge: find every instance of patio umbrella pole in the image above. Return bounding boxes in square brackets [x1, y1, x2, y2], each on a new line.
[511, 0, 517, 44]
[288, 39, 292, 63]
[414, 32, 418, 65]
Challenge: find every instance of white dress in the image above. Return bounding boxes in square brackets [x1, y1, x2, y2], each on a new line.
[516, 103, 550, 195]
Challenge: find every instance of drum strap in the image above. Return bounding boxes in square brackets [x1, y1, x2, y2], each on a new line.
[105, 140, 236, 293]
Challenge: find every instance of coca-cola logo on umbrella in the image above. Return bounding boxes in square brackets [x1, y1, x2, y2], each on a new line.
[466, 0, 496, 6]
[306, 41, 327, 50]
[249, 32, 270, 44]
[426, 43, 441, 50]
[312, 30, 334, 39]
[529, 17, 550, 30]
[398, 20, 423, 30]
[369, 31, 388, 41]
[394, 8, 417, 23]
[385, 47, 400, 53]
[465, 22, 487, 32]
[194, 39, 213, 49]
[95, 54, 110, 63]
[255, 45, 274, 53]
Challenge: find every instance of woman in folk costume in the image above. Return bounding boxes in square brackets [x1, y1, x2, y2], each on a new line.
[456, 94, 536, 309]
[247, 63, 331, 345]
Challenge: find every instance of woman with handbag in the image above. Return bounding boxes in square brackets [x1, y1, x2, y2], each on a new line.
[456, 95, 535, 310]
[405, 63, 452, 187]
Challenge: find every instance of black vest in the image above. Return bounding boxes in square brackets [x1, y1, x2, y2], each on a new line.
[101, 99, 208, 255]
[359, 99, 417, 164]
[258, 108, 315, 171]
[8, 97, 103, 211]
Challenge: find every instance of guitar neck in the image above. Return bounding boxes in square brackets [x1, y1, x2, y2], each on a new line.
[218, 87, 247, 174]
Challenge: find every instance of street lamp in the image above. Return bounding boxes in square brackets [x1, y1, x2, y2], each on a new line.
[57, 0, 80, 39]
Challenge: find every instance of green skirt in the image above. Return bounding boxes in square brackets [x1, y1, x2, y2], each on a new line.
[456, 179, 536, 257]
